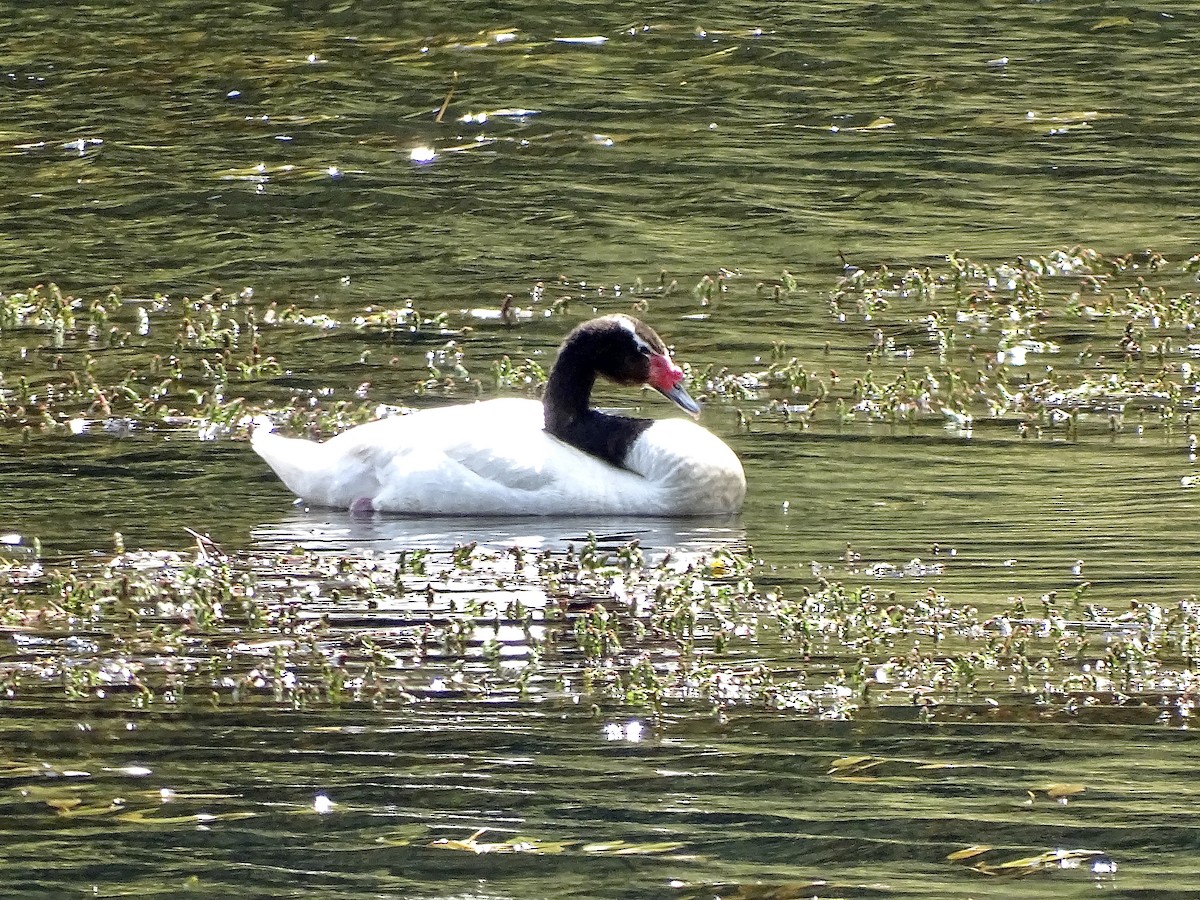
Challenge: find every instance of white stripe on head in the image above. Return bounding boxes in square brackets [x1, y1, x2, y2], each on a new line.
[616, 315, 658, 356]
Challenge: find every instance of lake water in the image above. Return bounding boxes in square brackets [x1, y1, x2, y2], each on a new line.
[2, 1, 1200, 897]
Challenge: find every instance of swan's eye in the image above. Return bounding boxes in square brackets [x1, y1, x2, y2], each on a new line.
[629, 334, 655, 357]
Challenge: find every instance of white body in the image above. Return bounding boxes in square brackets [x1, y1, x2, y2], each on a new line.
[252, 398, 746, 516]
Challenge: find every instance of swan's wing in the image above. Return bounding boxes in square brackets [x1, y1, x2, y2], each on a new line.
[331, 399, 602, 513]
[258, 398, 705, 515]
[623, 418, 745, 514]
[365, 400, 664, 514]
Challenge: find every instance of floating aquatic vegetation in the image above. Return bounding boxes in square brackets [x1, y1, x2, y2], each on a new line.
[828, 754, 991, 780]
[491, 354, 547, 391]
[352, 301, 456, 335]
[3, 251, 1200, 727]
[2, 528, 1200, 726]
[4, 246, 1193, 449]
[670, 879, 832, 899]
[717, 247, 1200, 437]
[424, 827, 683, 856]
[948, 844, 1116, 879]
[0, 283, 123, 337]
[415, 340, 480, 395]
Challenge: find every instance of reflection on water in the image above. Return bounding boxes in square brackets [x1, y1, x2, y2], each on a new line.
[253, 508, 747, 555]
[0, 703, 1176, 899]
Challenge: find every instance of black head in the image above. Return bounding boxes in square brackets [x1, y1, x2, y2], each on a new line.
[559, 315, 701, 416]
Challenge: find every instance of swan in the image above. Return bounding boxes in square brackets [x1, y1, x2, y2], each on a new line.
[251, 314, 746, 516]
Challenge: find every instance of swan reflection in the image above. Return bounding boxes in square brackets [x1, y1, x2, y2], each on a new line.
[252, 509, 746, 556]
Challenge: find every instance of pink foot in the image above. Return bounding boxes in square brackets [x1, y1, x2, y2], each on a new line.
[349, 497, 375, 517]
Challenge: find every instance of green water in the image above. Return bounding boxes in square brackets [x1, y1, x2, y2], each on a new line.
[2, 1, 1200, 897]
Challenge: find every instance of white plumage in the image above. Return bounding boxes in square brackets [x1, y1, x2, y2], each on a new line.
[252, 315, 746, 517]
[252, 398, 744, 516]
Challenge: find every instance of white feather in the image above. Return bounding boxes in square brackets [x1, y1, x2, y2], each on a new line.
[252, 397, 745, 516]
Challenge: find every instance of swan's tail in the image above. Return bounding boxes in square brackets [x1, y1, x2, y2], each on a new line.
[251, 421, 335, 504]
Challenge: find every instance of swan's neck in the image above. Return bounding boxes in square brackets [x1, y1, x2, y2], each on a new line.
[543, 343, 652, 470]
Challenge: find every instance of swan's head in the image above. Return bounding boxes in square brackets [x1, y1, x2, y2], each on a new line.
[591, 315, 702, 418]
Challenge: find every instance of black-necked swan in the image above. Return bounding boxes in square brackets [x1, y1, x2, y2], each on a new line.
[251, 314, 746, 516]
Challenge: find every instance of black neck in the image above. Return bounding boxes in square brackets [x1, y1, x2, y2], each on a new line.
[543, 335, 653, 469]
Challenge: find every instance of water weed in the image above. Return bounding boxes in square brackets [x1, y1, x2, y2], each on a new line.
[3, 535, 1199, 723]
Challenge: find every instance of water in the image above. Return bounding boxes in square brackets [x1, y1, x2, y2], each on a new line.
[2, 1, 1200, 896]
